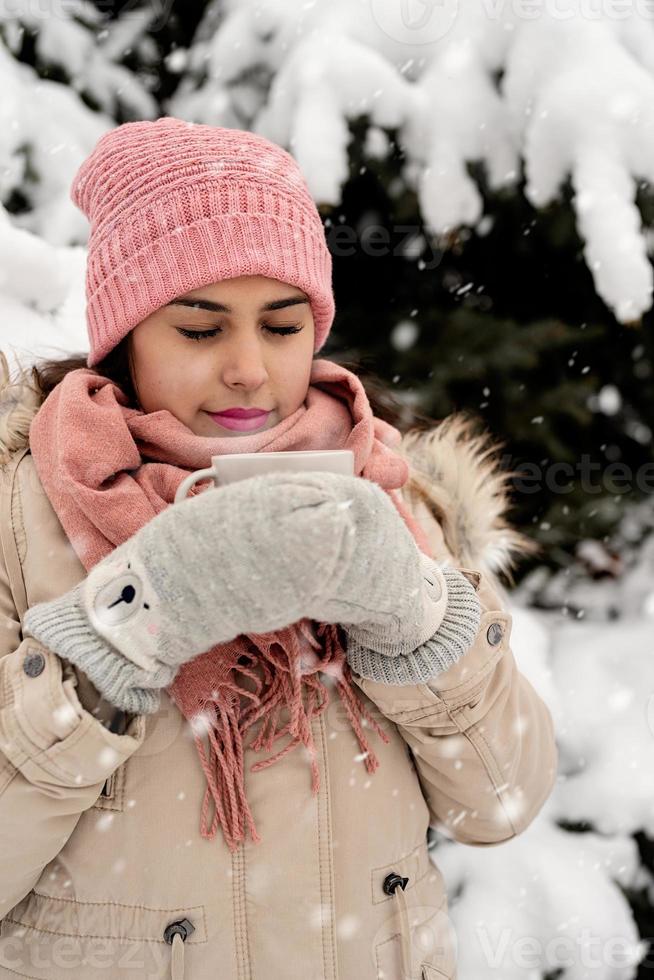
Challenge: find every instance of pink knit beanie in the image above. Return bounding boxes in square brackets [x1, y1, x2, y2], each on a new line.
[70, 117, 336, 368]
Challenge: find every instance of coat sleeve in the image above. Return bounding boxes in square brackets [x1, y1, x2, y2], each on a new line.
[0, 466, 147, 919]
[350, 564, 558, 846]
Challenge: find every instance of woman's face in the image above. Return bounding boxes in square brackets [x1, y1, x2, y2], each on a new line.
[128, 275, 316, 437]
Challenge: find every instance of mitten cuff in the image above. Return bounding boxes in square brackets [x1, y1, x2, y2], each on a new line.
[23, 588, 165, 715]
[345, 566, 482, 686]
[342, 553, 450, 657]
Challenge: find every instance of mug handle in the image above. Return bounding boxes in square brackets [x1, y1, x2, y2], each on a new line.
[174, 467, 216, 504]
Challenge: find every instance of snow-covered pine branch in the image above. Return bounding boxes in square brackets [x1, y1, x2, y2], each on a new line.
[170, 0, 654, 324]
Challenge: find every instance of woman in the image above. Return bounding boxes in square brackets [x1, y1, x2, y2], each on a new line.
[0, 118, 557, 980]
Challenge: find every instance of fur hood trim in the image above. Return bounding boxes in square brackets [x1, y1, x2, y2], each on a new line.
[0, 351, 42, 462]
[398, 413, 540, 586]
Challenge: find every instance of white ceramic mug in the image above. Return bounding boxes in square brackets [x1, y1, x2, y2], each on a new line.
[174, 449, 355, 504]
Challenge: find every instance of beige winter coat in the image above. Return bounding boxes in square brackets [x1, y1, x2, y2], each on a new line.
[0, 370, 557, 980]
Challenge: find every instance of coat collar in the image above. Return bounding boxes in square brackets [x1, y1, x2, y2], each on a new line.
[0, 351, 536, 586]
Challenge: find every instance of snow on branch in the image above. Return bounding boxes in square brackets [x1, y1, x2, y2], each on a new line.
[170, 0, 654, 324]
[504, 15, 654, 322]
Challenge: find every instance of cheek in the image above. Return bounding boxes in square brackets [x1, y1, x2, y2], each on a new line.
[279, 348, 313, 405]
[155, 352, 208, 392]
[132, 344, 170, 395]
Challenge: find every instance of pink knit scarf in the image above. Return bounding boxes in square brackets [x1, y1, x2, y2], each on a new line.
[28, 357, 433, 851]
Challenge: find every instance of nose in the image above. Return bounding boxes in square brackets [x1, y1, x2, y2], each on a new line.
[220, 330, 269, 390]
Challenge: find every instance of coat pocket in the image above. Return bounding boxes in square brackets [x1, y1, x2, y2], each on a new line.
[0, 890, 207, 980]
[372, 843, 457, 979]
[374, 899, 456, 980]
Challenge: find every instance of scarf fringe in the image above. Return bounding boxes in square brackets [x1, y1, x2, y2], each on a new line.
[189, 620, 390, 852]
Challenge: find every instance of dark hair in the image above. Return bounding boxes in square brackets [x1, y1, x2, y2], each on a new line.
[29, 335, 139, 410]
[28, 337, 441, 436]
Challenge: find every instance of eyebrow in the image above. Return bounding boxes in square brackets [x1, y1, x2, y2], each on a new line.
[165, 295, 310, 314]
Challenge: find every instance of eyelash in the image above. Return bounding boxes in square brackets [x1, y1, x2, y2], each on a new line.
[177, 324, 302, 342]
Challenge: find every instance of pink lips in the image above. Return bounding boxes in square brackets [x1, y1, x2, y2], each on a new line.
[206, 409, 271, 432]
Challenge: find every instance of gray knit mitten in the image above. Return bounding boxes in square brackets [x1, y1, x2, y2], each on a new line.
[24, 470, 365, 715]
[22, 470, 479, 713]
[306, 472, 483, 685]
[343, 565, 482, 686]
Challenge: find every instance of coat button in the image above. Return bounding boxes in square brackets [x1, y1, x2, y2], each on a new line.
[23, 651, 45, 677]
[163, 918, 195, 944]
[486, 622, 504, 646]
[383, 871, 409, 896]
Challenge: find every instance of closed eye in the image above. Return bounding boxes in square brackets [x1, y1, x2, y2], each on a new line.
[177, 324, 303, 341]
